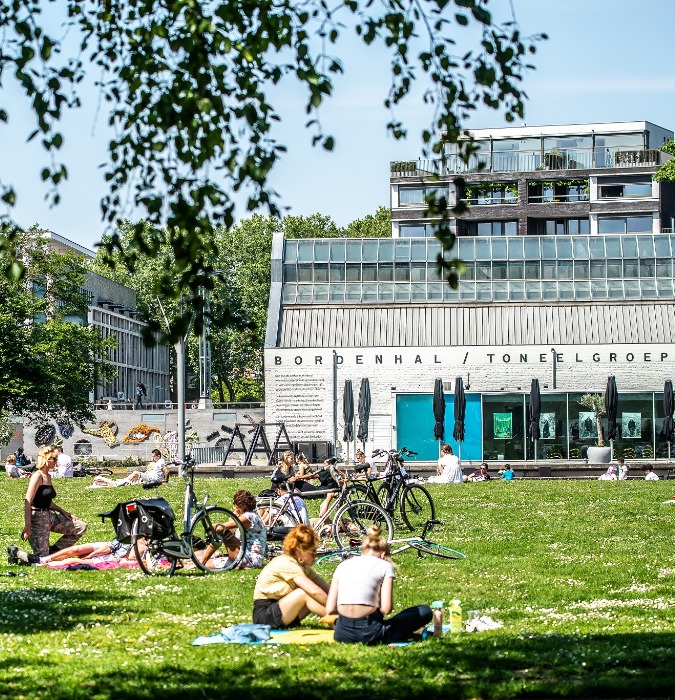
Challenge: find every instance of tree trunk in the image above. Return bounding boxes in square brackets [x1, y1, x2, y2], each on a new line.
[223, 376, 235, 402]
[596, 414, 605, 447]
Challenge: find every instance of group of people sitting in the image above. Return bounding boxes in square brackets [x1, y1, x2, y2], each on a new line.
[253, 523, 431, 645]
[427, 445, 514, 483]
[599, 458, 662, 480]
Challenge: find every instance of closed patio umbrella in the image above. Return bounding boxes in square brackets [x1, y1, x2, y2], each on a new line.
[433, 378, 445, 442]
[661, 380, 674, 449]
[356, 378, 371, 451]
[453, 377, 466, 443]
[343, 380, 354, 445]
[529, 378, 541, 462]
[605, 375, 618, 442]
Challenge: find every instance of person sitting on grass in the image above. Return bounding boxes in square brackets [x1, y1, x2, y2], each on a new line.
[617, 458, 629, 480]
[252, 524, 329, 629]
[92, 449, 166, 487]
[326, 524, 432, 645]
[200, 490, 267, 569]
[465, 463, 491, 482]
[643, 464, 660, 481]
[499, 464, 515, 481]
[5, 455, 30, 479]
[428, 443, 462, 484]
[598, 463, 618, 481]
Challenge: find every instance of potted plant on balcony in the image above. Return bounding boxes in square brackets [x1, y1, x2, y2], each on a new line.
[578, 393, 612, 463]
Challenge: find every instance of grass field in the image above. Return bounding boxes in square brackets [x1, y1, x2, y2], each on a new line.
[0, 476, 673, 699]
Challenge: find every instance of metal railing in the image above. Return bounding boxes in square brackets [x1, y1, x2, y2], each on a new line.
[391, 147, 667, 177]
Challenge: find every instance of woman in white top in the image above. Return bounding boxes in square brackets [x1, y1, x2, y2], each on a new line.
[428, 443, 463, 484]
[326, 525, 431, 644]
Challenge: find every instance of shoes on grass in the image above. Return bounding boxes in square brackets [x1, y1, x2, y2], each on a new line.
[7, 546, 19, 565]
[7, 545, 39, 566]
[465, 615, 503, 632]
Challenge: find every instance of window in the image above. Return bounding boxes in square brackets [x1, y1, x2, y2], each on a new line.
[464, 183, 517, 205]
[463, 220, 518, 236]
[398, 185, 448, 206]
[399, 223, 436, 238]
[528, 180, 589, 203]
[598, 216, 652, 234]
[598, 180, 652, 198]
[528, 218, 589, 235]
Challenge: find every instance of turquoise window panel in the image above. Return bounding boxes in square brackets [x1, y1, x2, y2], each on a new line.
[395, 393, 482, 462]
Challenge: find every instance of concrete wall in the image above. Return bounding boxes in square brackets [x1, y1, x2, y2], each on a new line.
[22, 406, 266, 465]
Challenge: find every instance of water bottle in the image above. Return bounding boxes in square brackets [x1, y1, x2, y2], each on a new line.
[449, 599, 462, 633]
[431, 600, 444, 637]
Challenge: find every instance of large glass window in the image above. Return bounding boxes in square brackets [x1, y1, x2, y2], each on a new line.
[598, 180, 652, 198]
[598, 215, 653, 234]
[464, 182, 517, 205]
[529, 218, 590, 235]
[612, 393, 655, 461]
[529, 394, 568, 460]
[464, 220, 518, 236]
[482, 394, 526, 462]
[398, 185, 448, 205]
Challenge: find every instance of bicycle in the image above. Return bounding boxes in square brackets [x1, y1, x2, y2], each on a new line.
[103, 457, 246, 576]
[347, 447, 435, 532]
[317, 520, 466, 564]
[256, 467, 394, 553]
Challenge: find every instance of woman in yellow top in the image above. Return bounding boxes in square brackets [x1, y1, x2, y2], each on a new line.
[252, 524, 329, 628]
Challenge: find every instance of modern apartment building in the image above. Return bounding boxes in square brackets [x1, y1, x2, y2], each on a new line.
[265, 122, 675, 465]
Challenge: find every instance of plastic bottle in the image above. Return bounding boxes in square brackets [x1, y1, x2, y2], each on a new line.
[431, 600, 444, 637]
[449, 599, 462, 633]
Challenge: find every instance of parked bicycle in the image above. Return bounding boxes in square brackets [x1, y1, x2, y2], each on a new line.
[256, 465, 394, 553]
[317, 519, 466, 564]
[102, 457, 246, 576]
[347, 447, 435, 532]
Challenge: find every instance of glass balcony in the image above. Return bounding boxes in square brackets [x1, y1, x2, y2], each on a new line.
[391, 146, 666, 177]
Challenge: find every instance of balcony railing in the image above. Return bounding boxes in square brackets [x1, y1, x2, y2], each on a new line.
[391, 147, 668, 177]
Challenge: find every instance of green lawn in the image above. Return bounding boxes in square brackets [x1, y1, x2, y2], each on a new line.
[0, 477, 673, 699]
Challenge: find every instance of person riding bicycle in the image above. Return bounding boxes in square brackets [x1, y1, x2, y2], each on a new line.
[252, 524, 329, 629]
[326, 524, 432, 644]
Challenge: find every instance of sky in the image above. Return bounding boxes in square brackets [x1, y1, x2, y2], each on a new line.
[2, 0, 675, 251]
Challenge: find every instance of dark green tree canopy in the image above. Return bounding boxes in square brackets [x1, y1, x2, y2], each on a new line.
[1, 0, 544, 340]
[0, 229, 115, 432]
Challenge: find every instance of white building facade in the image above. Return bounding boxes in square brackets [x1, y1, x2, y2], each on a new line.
[265, 122, 675, 464]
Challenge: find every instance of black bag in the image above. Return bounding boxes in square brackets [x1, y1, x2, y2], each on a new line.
[100, 498, 175, 544]
[135, 499, 176, 540]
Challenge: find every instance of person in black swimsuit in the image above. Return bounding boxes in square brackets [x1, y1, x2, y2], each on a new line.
[8, 445, 87, 563]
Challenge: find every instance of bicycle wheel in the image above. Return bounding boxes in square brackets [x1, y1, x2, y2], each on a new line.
[317, 549, 361, 565]
[400, 484, 435, 532]
[411, 540, 467, 560]
[332, 500, 394, 550]
[131, 520, 178, 576]
[189, 506, 246, 573]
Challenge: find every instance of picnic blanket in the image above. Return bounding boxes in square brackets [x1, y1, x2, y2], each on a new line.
[46, 558, 140, 570]
[191, 624, 335, 646]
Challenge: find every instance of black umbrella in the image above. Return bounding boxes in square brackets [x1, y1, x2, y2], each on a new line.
[343, 379, 354, 443]
[529, 378, 541, 441]
[433, 378, 445, 441]
[452, 377, 466, 443]
[605, 375, 618, 442]
[661, 380, 674, 442]
[356, 378, 371, 448]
